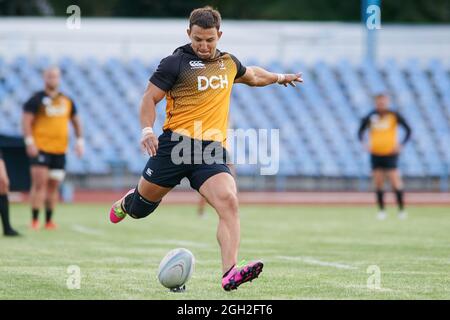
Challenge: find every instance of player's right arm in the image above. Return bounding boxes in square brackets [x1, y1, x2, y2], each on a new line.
[140, 82, 166, 157]
[141, 54, 181, 156]
[357, 114, 371, 152]
[22, 94, 40, 158]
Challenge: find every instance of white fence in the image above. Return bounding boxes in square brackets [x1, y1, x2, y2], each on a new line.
[0, 18, 449, 66]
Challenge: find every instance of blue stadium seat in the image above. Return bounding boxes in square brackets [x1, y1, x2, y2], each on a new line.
[0, 57, 449, 179]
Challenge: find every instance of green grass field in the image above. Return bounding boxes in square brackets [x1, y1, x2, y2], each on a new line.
[0, 203, 449, 299]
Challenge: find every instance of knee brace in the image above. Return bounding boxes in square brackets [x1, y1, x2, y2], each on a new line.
[124, 189, 161, 219]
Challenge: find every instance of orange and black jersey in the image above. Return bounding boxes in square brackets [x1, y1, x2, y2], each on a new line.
[358, 110, 412, 156]
[150, 44, 246, 146]
[23, 91, 77, 155]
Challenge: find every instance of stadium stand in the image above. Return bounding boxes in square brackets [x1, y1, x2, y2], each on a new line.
[0, 56, 449, 180]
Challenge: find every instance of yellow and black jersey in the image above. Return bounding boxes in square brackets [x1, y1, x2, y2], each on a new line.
[358, 110, 412, 156]
[23, 91, 77, 155]
[150, 44, 246, 147]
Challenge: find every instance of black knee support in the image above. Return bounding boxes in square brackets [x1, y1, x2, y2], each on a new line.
[123, 189, 161, 219]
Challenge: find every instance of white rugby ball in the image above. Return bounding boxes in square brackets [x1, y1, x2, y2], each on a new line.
[157, 248, 195, 290]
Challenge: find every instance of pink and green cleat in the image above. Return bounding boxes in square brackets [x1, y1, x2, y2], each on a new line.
[109, 188, 135, 224]
[222, 260, 264, 291]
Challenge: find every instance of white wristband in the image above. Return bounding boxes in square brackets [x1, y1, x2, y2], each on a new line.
[76, 137, 85, 147]
[142, 127, 154, 137]
[24, 136, 34, 146]
[277, 73, 285, 84]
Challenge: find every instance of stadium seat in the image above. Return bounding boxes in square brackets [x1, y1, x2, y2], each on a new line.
[0, 57, 448, 179]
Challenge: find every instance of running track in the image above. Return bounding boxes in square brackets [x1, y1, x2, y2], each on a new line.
[12, 191, 449, 206]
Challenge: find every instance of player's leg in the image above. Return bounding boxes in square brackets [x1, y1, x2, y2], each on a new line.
[44, 177, 62, 229]
[124, 177, 171, 218]
[372, 168, 387, 220]
[110, 178, 172, 223]
[199, 172, 240, 273]
[29, 165, 49, 229]
[387, 168, 407, 219]
[43, 155, 66, 229]
[197, 194, 207, 217]
[110, 131, 186, 223]
[197, 171, 263, 291]
[197, 163, 236, 218]
[0, 159, 19, 236]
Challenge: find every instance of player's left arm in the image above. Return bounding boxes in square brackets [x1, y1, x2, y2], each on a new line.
[396, 112, 412, 147]
[234, 66, 303, 87]
[70, 100, 84, 157]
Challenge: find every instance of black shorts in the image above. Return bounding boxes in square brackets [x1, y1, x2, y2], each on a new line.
[29, 151, 66, 170]
[0, 150, 3, 160]
[142, 130, 232, 191]
[370, 154, 398, 170]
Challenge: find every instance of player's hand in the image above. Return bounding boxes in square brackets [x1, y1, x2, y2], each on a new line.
[141, 127, 158, 157]
[75, 138, 85, 158]
[26, 144, 39, 158]
[392, 144, 402, 155]
[24, 136, 38, 158]
[277, 73, 303, 87]
[0, 164, 9, 194]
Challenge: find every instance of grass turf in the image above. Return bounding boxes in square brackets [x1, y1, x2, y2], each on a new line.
[0, 203, 449, 299]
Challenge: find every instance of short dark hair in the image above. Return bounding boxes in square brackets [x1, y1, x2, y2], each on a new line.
[374, 93, 388, 99]
[189, 6, 221, 30]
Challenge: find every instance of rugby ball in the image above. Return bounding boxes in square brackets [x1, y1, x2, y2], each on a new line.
[157, 248, 195, 291]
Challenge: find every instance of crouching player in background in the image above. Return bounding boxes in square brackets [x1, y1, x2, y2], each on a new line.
[358, 93, 412, 220]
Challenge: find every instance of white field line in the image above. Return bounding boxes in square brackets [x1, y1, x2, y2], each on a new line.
[276, 256, 400, 292]
[71, 224, 104, 236]
[136, 239, 212, 248]
[276, 255, 358, 270]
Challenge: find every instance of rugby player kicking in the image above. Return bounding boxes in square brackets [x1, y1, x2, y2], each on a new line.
[109, 6, 302, 291]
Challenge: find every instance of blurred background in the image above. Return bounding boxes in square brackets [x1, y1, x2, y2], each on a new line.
[0, 0, 449, 198]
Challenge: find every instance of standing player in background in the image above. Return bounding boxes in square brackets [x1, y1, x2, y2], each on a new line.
[22, 66, 84, 230]
[109, 6, 302, 291]
[358, 93, 412, 220]
[0, 150, 19, 236]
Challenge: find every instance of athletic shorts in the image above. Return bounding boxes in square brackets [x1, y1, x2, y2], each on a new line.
[29, 151, 66, 170]
[142, 130, 232, 191]
[370, 154, 398, 170]
[0, 150, 3, 160]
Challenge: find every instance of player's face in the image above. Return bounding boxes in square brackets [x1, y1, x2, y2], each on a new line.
[187, 25, 222, 60]
[375, 95, 389, 113]
[44, 69, 61, 91]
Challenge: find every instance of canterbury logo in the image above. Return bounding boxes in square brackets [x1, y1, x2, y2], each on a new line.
[197, 75, 229, 91]
[189, 60, 205, 69]
[146, 168, 153, 176]
[218, 59, 226, 70]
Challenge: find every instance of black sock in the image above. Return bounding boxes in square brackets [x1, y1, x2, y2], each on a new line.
[122, 188, 161, 219]
[45, 208, 53, 223]
[0, 194, 12, 232]
[123, 190, 136, 213]
[32, 208, 39, 221]
[395, 189, 404, 211]
[376, 190, 385, 211]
